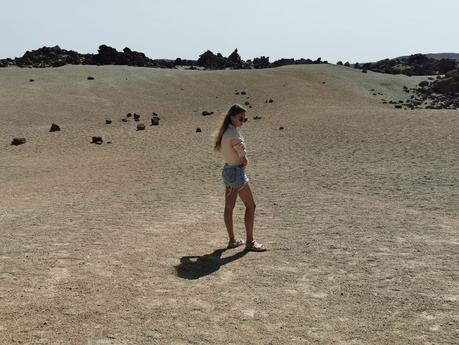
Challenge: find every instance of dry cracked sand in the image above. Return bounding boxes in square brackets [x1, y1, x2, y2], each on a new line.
[0, 64, 458, 344]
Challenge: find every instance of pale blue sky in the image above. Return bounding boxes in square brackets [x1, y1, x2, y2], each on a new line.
[2, 0, 458, 63]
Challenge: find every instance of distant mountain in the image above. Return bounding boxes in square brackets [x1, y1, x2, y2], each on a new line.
[398, 53, 459, 61]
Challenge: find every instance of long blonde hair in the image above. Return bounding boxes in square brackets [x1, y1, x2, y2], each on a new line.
[213, 104, 247, 152]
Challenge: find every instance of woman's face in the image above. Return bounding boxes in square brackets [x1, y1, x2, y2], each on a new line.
[231, 112, 247, 127]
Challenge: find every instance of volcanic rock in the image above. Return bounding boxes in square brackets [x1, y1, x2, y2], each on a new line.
[49, 123, 60, 132]
[91, 136, 103, 144]
[151, 116, 160, 126]
[11, 138, 26, 145]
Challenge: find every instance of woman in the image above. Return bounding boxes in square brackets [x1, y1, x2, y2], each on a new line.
[214, 104, 266, 252]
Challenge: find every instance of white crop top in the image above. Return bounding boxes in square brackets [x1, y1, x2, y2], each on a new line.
[220, 124, 247, 165]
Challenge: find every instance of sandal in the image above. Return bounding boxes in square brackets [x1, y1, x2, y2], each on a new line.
[227, 239, 245, 249]
[245, 240, 267, 252]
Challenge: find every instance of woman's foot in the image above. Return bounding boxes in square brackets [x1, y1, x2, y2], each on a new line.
[245, 240, 267, 252]
[227, 239, 245, 249]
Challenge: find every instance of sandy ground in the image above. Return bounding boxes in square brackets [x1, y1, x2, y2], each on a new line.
[0, 64, 458, 345]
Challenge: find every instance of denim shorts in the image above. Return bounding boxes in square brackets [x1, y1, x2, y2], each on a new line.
[222, 164, 249, 189]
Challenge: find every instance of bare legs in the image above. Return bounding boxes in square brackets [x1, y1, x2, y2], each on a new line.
[224, 187, 239, 241]
[224, 184, 256, 242]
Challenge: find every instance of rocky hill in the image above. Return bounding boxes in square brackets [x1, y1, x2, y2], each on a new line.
[354, 54, 457, 76]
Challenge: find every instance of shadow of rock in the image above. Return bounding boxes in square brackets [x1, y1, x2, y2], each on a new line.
[175, 248, 247, 280]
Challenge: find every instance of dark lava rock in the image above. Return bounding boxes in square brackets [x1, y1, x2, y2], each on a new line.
[202, 111, 214, 116]
[87, 76, 95, 80]
[279, 127, 284, 130]
[11, 138, 26, 145]
[151, 116, 160, 126]
[29, 79, 34, 82]
[137, 123, 145, 131]
[241, 91, 246, 95]
[394, 105, 402, 109]
[244, 101, 250, 105]
[91, 136, 103, 144]
[253, 116, 262, 120]
[121, 118, 128, 122]
[105, 119, 112, 124]
[431, 69, 459, 94]
[126, 113, 132, 117]
[197, 50, 227, 70]
[49, 123, 60, 132]
[268, 99, 274, 103]
[133, 113, 140, 121]
[196, 128, 202, 133]
[252, 56, 270, 69]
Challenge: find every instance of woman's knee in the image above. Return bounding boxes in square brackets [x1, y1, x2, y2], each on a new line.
[246, 203, 256, 212]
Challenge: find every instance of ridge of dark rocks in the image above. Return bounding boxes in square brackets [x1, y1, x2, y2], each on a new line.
[353, 53, 458, 76]
[0, 45, 328, 70]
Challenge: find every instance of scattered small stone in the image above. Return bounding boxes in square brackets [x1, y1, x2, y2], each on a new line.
[244, 101, 250, 106]
[241, 91, 246, 95]
[29, 79, 34, 82]
[394, 105, 402, 109]
[126, 113, 132, 118]
[91, 136, 103, 144]
[322, 82, 326, 84]
[137, 123, 145, 131]
[87, 76, 95, 80]
[121, 118, 128, 122]
[279, 126, 284, 130]
[253, 116, 262, 120]
[107, 141, 112, 144]
[268, 99, 274, 103]
[49, 123, 60, 132]
[11, 138, 26, 146]
[151, 116, 160, 126]
[202, 111, 214, 116]
[133, 113, 140, 121]
[196, 128, 202, 133]
[105, 119, 112, 124]
[235, 92, 240, 95]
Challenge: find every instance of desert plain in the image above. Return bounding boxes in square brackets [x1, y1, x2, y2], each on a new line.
[0, 64, 458, 344]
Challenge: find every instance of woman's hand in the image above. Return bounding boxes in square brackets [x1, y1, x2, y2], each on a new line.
[240, 156, 249, 166]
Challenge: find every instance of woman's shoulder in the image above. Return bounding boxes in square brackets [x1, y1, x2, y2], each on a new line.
[223, 125, 239, 138]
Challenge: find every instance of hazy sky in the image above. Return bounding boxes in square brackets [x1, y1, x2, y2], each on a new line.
[2, 0, 458, 63]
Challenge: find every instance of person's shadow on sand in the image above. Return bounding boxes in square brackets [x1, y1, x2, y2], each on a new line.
[175, 248, 248, 280]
